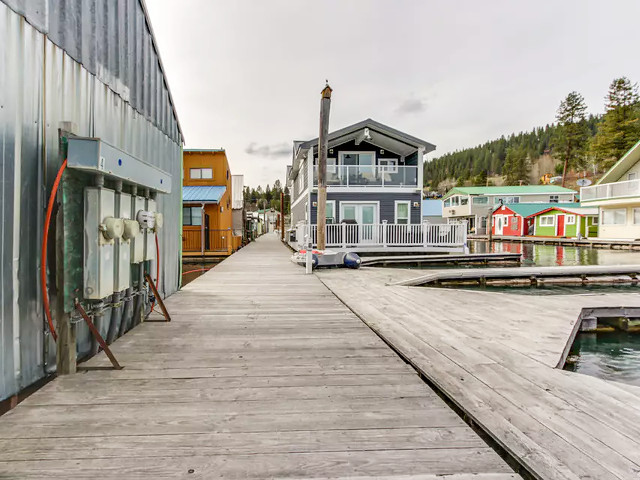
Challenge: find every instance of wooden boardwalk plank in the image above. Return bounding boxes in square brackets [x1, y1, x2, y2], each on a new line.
[0, 234, 510, 478]
[319, 266, 640, 480]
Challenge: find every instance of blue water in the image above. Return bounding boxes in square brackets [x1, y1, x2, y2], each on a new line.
[564, 332, 640, 387]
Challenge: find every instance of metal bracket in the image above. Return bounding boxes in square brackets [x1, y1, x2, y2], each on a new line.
[144, 273, 171, 322]
[74, 300, 122, 370]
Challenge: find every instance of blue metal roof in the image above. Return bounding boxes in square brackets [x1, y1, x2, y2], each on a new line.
[183, 186, 226, 203]
[422, 199, 443, 217]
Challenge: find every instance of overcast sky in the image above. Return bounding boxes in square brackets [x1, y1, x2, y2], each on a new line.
[146, 0, 640, 188]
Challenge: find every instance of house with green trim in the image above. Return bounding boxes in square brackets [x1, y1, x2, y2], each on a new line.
[580, 140, 640, 240]
[443, 185, 578, 234]
[530, 205, 599, 238]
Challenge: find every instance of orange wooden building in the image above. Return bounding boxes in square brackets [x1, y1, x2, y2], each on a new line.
[182, 149, 242, 256]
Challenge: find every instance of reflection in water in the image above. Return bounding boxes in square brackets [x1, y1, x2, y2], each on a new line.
[181, 260, 222, 286]
[564, 332, 640, 387]
[469, 240, 640, 267]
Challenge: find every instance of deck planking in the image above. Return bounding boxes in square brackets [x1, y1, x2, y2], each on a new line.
[318, 266, 640, 480]
[0, 234, 513, 479]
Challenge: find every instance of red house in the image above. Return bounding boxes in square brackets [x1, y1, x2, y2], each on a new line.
[490, 203, 578, 237]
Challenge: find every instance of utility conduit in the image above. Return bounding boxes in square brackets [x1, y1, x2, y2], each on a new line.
[40, 159, 68, 342]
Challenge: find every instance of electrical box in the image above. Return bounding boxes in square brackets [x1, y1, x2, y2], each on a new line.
[84, 187, 121, 299]
[131, 196, 146, 263]
[114, 192, 133, 292]
[144, 198, 157, 261]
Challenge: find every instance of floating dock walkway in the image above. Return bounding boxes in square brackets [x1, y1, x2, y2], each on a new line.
[0, 234, 513, 479]
[318, 266, 640, 480]
[360, 252, 522, 267]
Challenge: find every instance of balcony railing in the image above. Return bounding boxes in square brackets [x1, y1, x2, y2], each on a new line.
[581, 179, 640, 202]
[296, 222, 467, 250]
[312, 165, 418, 187]
[182, 229, 230, 253]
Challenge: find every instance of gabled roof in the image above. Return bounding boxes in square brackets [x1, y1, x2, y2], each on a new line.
[597, 139, 640, 184]
[183, 186, 226, 203]
[298, 118, 436, 152]
[493, 203, 596, 218]
[444, 185, 577, 200]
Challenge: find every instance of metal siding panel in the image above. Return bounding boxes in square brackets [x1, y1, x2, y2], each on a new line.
[0, 2, 182, 400]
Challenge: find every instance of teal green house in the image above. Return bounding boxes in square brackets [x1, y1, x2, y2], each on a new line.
[531, 205, 599, 238]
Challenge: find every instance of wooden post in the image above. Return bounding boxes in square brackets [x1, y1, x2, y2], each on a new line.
[280, 191, 285, 242]
[317, 82, 332, 251]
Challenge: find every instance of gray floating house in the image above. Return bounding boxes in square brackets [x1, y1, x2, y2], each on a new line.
[287, 119, 467, 252]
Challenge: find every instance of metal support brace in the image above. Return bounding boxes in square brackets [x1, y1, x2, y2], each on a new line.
[74, 300, 122, 370]
[145, 273, 172, 322]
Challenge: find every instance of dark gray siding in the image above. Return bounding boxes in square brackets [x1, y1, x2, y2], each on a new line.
[312, 140, 416, 166]
[310, 192, 421, 224]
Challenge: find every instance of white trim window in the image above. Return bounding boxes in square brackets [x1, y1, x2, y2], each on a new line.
[566, 215, 576, 225]
[379, 158, 398, 173]
[395, 201, 410, 225]
[190, 168, 213, 179]
[633, 208, 640, 225]
[549, 195, 559, 203]
[325, 200, 336, 224]
[540, 216, 555, 227]
[602, 209, 626, 225]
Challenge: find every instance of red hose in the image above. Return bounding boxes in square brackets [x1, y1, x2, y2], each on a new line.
[150, 234, 160, 312]
[41, 159, 67, 342]
[182, 267, 211, 276]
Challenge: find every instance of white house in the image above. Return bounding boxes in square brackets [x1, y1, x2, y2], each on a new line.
[580, 140, 640, 240]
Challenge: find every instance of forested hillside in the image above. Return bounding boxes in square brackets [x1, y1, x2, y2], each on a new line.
[424, 76, 640, 192]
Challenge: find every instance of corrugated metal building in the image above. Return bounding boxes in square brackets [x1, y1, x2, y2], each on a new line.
[0, 0, 183, 401]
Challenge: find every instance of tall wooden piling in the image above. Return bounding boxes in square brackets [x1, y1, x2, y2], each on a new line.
[317, 83, 332, 251]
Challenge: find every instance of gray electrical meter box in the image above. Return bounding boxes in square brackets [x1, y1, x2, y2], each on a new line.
[131, 196, 146, 263]
[84, 187, 120, 299]
[114, 192, 133, 291]
[144, 198, 157, 261]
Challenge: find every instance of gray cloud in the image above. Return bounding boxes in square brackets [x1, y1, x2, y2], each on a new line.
[245, 142, 291, 158]
[396, 98, 427, 114]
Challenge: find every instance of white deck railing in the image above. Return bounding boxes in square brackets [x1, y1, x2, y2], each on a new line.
[296, 222, 467, 249]
[581, 178, 640, 202]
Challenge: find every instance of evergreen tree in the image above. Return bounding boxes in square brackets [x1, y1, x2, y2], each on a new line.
[589, 77, 640, 169]
[553, 91, 589, 186]
[503, 146, 530, 185]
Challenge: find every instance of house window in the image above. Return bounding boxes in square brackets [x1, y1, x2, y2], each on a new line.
[633, 208, 640, 224]
[325, 201, 336, 223]
[444, 199, 451, 207]
[592, 216, 599, 225]
[495, 196, 520, 204]
[451, 196, 460, 207]
[379, 158, 398, 173]
[510, 216, 518, 228]
[602, 209, 626, 225]
[183, 206, 202, 226]
[549, 195, 559, 203]
[472, 196, 488, 205]
[395, 201, 410, 224]
[566, 215, 576, 225]
[190, 168, 213, 179]
[461, 196, 469, 206]
[540, 216, 555, 227]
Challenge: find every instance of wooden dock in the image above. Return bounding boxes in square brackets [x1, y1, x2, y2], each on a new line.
[0, 234, 514, 479]
[318, 266, 640, 480]
[390, 264, 640, 286]
[360, 252, 522, 267]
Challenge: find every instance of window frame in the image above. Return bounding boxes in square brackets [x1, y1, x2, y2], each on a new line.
[183, 206, 203, 226]
[566, 214, 576, 225]
[325, 200, 336, 223]
[395, 200, 411, 225]
[549, 195, 559, 203]
[633, 208, 640, 225]
[378, 158, 398, 174]
[540, 215, 555, 227]
[602, 208, 626, 225]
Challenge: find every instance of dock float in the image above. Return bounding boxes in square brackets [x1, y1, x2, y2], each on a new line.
[391, 264, 640, 286]
[360, 252, 522, 267]
[318, 266, 640, 480]
[0, 234, 514, 479]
